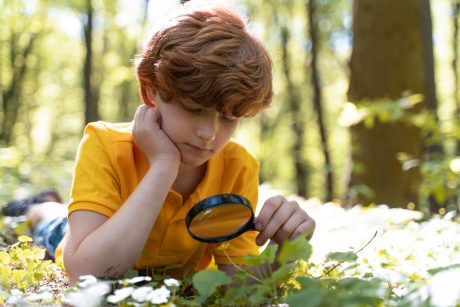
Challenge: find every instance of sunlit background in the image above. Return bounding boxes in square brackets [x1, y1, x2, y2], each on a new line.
[0, 0, 458, 216]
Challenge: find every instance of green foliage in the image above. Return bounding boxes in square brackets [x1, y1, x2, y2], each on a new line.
[1, 202, 460, 306]
[326, 251, 358, 263]
[0, 235, 67, 305]
[278, 234, 313, 264]
[341, 94, 460, 213]
[192, 269, 231, 299]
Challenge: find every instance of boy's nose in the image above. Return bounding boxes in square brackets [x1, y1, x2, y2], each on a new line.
[196, 117, 218, 142]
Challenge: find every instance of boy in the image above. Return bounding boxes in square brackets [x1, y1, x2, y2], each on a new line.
[52, 1, 315, 285]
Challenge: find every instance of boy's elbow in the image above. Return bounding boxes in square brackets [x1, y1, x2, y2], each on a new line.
[67, 272, 80, 287]
[63, 250, 83, 286]
[63, 242, 97, 286]
[64, 250, 126, 285]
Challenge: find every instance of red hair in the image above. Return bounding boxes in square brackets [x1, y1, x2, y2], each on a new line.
[135, 1, 272, 117]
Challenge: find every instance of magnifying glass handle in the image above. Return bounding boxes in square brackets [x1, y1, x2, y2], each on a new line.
[247, 221, 256, 231]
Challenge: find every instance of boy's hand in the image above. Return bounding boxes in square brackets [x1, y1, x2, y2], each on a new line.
[254, 195, 315, 246]
[133, 105, 181, 166]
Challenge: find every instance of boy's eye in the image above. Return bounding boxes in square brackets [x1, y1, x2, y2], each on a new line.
[221, 114, 237, 122]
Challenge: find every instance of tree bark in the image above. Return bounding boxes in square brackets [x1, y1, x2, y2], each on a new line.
[119, 0, 150, 121]
[280, 25, 309, 198]
[347, 0, 435, 208]
[453, 0, 460, 155]
[421, 0, 443, 212]
[307, 0, 334, 201]
[83, 0, 99, 124]
[0, 32, 39, 145]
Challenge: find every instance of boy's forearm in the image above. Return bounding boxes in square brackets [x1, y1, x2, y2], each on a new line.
[65, 163, 178, 284]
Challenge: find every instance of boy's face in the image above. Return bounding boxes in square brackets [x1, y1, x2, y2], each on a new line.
[154, 94, 240, 167]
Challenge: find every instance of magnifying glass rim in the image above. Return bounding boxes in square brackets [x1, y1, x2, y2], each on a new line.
[186, 194, 255, 243]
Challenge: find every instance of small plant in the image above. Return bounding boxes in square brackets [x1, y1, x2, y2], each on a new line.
[1, 202, 460, 306]
[0, 235, 68, 305]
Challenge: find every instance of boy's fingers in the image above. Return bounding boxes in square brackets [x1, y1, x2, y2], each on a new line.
[289, 217, 316, 241]
[134, 105, 148, 124]
[255, 200, 297, 246]
[271, 209, 308, 243]
[254, 195, 284, 230]
[145, 107, 160, 126]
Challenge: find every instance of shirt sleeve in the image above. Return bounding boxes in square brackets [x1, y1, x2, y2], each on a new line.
[212, 151, 260, 265]
[68, 122, 123, 218]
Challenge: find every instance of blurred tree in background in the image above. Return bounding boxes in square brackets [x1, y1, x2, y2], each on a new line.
[0, 0, 458, 215]
[346, 0, 434, 209]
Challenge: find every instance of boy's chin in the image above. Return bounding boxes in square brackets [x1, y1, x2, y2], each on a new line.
[179, 156, 209, 168]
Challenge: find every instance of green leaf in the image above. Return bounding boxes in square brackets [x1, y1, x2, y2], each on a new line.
[18, 235, 32, 243]
[192, 269, 231, 298]
[0, 251, 10, 265]
[223, 286, 246, 305]
[244, 244, 278, 265]
[271, 263, 296, 285]
[121, 268, 138, 279]
[326, 251, 357, 263]
[428, 263, 460, 275]
[278, 236, 312, 264]
[286, 289, 323, 307]
[296, 276, 322, 290]
[248, 283, 271, 305]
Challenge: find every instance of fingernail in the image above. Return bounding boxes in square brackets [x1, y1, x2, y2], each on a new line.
[255, 223, 262, 231]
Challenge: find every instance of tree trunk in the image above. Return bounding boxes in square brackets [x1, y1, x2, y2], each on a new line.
[453, 0, 460, 155]
[307, 0, 334, 201]
[83, 0, 99, 124]
[280, 25, 309, 198]
[347, 0, 435, 208]
[0, 32, 39, 145]
[119, 0, 150, 121]
[421, 0, 443, 213]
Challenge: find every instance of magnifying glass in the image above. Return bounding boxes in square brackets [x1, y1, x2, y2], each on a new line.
[185, 194, 256, 243]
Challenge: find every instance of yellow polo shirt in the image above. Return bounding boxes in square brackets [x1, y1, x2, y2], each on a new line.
[59, 121, 260, 278]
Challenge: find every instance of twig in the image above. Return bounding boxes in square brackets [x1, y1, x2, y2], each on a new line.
[320, 231, 378, 278]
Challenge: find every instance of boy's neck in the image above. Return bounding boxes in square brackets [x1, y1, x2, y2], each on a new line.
[172, 162, 207, 202]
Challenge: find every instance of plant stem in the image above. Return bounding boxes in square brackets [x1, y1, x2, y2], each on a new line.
[223, 249, 264, 283]
[320, 231, 378, 277]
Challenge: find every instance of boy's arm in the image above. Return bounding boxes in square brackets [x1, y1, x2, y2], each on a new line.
[63, 163, 176, 285]
[64, 105, 180, 285]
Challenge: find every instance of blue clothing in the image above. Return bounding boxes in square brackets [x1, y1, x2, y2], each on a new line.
[33, 217, 68, 260]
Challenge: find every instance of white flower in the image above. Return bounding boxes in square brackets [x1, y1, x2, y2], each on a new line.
[429, 268, 460, 307]
[77, 275, 98, 287]
[164, 278, 181, 288]
[10, 289, 22, 296]
[122, 276, 152, 284]
[131, 286, 153, 302]
[87, 282, 111, 296]
[107, 287, 135, 304]
[24, 291, 54, 302]
[148, 286, 171, 305]
[62, 282, 110, 307]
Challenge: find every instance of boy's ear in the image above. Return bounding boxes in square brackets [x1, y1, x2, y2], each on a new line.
[139, 79, 157, 107]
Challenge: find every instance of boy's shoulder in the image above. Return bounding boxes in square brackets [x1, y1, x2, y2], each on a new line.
[221, 139, 259, 169]
[84, 121, 133, 143]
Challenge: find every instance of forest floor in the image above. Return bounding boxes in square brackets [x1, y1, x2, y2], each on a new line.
[0, 185, 459, 306]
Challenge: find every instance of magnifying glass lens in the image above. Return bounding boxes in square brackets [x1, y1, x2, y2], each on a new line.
[189, 203, 252, 238]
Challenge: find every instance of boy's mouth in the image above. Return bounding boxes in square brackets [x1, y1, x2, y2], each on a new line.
[185, 143, 212, 153]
